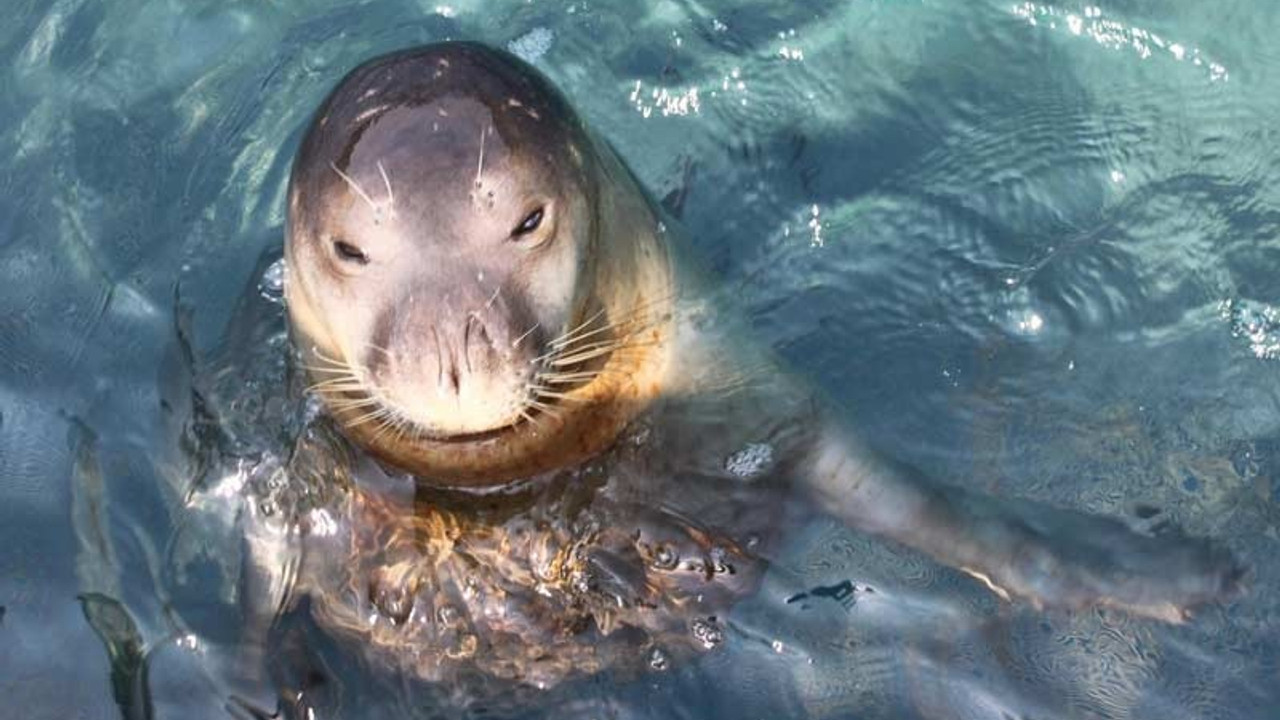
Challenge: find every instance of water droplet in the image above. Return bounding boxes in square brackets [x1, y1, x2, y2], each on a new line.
[507, 27, 554, 64]
[258, 258, 287, 304]
[691, 617, 724, 649]
[436, 605, 460, 626]
[709, 547, 734, 575]
[1220, 297, 1280, 360]
[630, 426, 651, 447]
[651, 545, 678, 570]
[369, 578, 413, 626]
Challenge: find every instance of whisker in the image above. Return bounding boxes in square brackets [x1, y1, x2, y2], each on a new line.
[303, 373, 362, 387]
[377, 160, 394, 209]
[548, 348, 618, 367]
[526, 399, 563, 419]
[303, 355, 350, 372]
[475, 124, 488, 187]
[310, 346, 358, 369]
[550, 341, 659, 367]
[324, 397, 384, 412]
[532, 389, 584, 403]
[362, 343, 394, 358]
[305, 381, 366, 394]
[550, 299, 668, 352]
[537, 328, 639, 364]
[556, 336, 631, 356]
[512, 322, 540, 349]
[549, 321, 615, 351]
[399, 414, 418, 443]
[369, 413, 404, 445]
[551, 298, 662, 348]
[483, 284, 501, 310]
[330, 162, 378, 214]
[345, 406, 395, 429]
[547, 305, 608, 348]
[311, 393, 372, 405]
[535, 369, 612, 383]
[305, 373, 364, 386]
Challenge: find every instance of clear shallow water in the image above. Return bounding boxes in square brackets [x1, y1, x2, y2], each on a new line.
[2, 0, 1279, 718]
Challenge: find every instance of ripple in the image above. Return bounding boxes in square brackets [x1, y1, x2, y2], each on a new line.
[1011, 3, 1230, 83]
[3, 0, 1279, 717]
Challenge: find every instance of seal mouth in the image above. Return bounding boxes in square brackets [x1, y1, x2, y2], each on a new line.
[427, 422, 523, 444]
[326, 381, 561, 445]
[373, 341, 610, 444]
[313, 300, 621, 443]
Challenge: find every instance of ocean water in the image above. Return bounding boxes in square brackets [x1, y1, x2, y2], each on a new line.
[2, 0, 1279, 718]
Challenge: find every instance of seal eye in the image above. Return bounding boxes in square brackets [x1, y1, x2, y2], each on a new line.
[511, 206, 544, 239]
[333, 239, 369, 265]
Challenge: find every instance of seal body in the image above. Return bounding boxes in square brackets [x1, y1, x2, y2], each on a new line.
[280, 42, 811, 691]
[267, 40, 1241, 707]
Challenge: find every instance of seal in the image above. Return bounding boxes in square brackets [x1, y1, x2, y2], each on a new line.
[275, 41, 1243, 698]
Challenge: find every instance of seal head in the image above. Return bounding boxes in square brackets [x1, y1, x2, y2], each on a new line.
[286, 43, 673, 486]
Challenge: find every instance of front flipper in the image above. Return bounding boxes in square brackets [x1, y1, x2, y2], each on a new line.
[801, 426, 1245, 622]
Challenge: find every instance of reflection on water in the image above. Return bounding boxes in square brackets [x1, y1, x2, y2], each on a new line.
[2, 0, 1279, 718]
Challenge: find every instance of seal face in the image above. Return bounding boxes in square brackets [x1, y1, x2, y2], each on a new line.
[286, 43, 673, 486]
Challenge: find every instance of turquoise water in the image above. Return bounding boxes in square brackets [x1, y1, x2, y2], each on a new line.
[2, 0, 1279, 718]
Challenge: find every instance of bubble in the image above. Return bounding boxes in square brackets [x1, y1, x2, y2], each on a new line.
[258, 258, 286, 304]
[1220, 298, 1280, 360]
[691, 617, 724, 649]
[507, 27, 553, 64]
[648, 647, 669, 671]
[651, 545, 678, 570]
[436, 604, 460, 627]
[724, 443, 773, 479]
[368, 577, 413, 626]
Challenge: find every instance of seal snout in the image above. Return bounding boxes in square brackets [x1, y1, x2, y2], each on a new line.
[365, 284, 540, 436]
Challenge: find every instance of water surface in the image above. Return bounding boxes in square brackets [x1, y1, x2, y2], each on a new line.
[2, 1, 1278, 718]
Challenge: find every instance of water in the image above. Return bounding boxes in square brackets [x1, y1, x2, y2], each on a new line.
[2, 0, 1278, 718]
